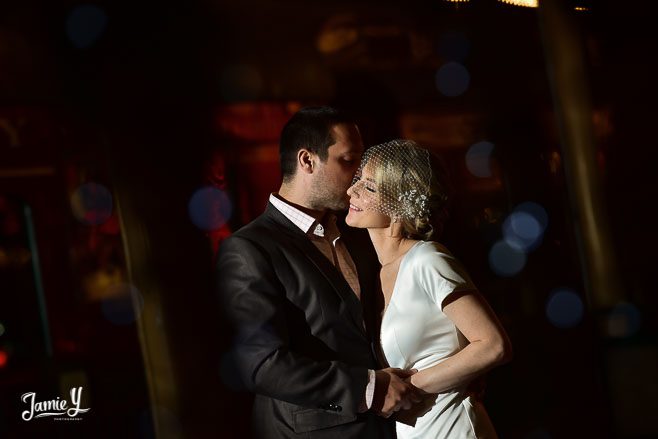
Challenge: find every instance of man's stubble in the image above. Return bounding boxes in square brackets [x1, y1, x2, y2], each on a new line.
[307, 169, 350, 212]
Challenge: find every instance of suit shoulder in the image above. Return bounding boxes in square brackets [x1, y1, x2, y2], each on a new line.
[221, 213, 291, 255]
[232, 213, 280, 241]
[215, 219, 275, 269]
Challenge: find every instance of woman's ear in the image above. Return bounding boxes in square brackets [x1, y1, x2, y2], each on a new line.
[388, 217, 403, 238]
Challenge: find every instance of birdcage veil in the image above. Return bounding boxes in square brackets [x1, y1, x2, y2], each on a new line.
[351, 139, 434, 221]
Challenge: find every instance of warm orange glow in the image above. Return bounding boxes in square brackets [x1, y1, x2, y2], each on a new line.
[575, 7, 589, 11]
[498, 0, 538, 7]
[548, 151, 562, 175]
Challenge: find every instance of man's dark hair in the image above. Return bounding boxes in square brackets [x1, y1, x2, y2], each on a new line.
[279, 106, 355, 181]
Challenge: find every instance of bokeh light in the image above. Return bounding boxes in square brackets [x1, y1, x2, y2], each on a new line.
[66, 4, 108, 49]
[488, 240, 526, 277]
[101, 283, 144, 325]
[606, 302, 641, 338]
[498, 0, 538, 7]
[503, 211, 542, 251]
[220, 64, 263, 101]
[502, 202, 548, 252]
[546, 289, 584, 329]
[188, 186, 233, 231]
[0, 350, 7, 368]
[515, 202, 549, 232]
[438, 31, 470, 62]
[435, 62, 470, 97]
[70, 182, 113, 225]
[465, 141, 494, 178]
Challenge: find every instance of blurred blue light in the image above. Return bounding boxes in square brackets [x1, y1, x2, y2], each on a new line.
[508, 212, 541, 240]
[606, 302, 641, 338]
[503, 211, 542, 252]
[66, 4, 108, 49]
[71, 182, 113, 225]
[438, 31, 470, 62]
[515, 201, 549, 232]
[488, 240, 526, 277]
[101, 284, 144, 326]
[465, 141, 494, 178]
[435, 62, 470, 97]
[546, 289, 584, 329]
[188, 187, 232, 231]
[502, 202, 549, 253]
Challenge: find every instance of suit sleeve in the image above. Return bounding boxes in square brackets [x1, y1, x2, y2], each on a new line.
[216, 235, 368, 414]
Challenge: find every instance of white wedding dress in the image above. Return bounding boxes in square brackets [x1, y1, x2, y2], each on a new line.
[380, 240, 499, 439]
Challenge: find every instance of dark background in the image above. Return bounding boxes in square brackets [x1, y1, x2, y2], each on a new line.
[1, 0, 657, 438]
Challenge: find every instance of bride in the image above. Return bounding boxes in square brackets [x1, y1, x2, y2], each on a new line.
[346, 139, 512, 438]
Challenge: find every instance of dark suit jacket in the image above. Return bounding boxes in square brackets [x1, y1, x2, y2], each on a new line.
[216, 202, 394, 438]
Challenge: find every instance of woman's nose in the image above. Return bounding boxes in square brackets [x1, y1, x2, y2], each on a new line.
[347, 184, 359, 197]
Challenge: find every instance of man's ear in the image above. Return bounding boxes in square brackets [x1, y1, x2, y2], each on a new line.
[298, 149, 315, 174]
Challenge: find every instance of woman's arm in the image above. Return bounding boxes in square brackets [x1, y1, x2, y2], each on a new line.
[409, 292, 512, 394]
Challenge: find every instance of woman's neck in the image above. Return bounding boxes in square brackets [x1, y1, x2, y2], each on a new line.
[368, 226, 417, 266]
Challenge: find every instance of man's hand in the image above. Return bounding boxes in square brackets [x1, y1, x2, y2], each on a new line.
[371, 368, 422, 418]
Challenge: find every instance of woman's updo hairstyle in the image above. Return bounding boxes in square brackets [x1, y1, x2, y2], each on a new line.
[357, 139, 451, 240]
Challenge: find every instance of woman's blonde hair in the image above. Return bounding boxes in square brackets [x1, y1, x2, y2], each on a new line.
[361, 139, 450, 240]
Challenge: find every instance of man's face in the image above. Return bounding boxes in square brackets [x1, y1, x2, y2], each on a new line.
[308, 123, 364, 211]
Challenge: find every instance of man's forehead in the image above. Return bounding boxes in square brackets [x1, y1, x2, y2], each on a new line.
[329, 124, 364, 153]
[330, 142, 364, 155]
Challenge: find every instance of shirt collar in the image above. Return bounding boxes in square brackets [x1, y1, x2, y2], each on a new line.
[269, 193, 330, 237]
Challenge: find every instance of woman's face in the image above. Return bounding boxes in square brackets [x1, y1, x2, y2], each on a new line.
[345, 162, 391, 229]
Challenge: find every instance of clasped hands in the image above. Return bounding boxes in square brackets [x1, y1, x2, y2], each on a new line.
[371, 367, 426, 418]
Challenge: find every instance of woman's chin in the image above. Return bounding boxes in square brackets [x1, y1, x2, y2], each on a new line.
[345, 213, 360, 228]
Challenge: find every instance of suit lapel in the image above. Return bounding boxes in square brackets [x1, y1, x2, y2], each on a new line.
[340, 220, 383, 340]
[339, 219, 389, 368]
[264, 203, 367, 336]
[341, 224, 377, 302]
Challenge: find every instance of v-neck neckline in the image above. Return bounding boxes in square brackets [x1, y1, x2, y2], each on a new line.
[380, 240, 424, 330]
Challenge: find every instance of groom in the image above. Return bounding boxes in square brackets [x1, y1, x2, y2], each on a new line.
[216, 106, 419, 438]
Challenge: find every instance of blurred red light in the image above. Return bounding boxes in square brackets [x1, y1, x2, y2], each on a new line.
[0, 350, 8, 368]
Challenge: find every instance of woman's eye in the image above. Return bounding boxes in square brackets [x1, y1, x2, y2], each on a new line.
[365, 186, 376, 193]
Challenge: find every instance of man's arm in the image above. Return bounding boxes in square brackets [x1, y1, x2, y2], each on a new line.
[217, 235, 369, 414]
[372, 368, 421, 417]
